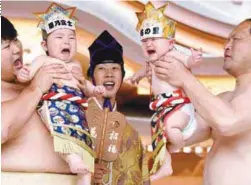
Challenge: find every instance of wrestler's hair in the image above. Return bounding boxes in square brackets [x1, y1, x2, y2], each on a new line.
[247, 19, 251, 34]
[239, 18, 251, 34]
[1, 16, 17, 41]
[40, 30, 49, 55]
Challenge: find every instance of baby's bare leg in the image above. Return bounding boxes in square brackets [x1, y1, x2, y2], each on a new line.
[77, 173, 91, 185]
[164, 110, 190, 152]
[150, 149, 173, 181]
[61, 154, 91, 185]
[62, 153, 90, 174]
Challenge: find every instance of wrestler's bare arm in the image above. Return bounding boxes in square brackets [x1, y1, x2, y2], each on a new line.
[1, 85, 42, 144]
[1, 62, 70, 144]
[183, 75, 251, 136]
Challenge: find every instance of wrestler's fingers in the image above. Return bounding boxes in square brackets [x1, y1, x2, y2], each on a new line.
[49, 73, 72, 80]
[72, 68, 82, 74]
[155, 70, 168, 78]
[72, 73, 85, 82]
[72, 73, 83, 80]
[155, 74, 167, 81]
[45, 67, 70, 74]
[43, 63, 65, 68]
[42, 65, 66, 73]
[155, 62, 169, 72]
[73, 74, 86, 84]
[71, 66, 83, 73]
[155, 68, 168, 76]
[154, 60, 165, 68]
[22, 65, 31, 72]
[71, 67, 83, 78]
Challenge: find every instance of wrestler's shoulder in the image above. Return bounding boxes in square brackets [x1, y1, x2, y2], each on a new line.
[1, 82, 24, 102]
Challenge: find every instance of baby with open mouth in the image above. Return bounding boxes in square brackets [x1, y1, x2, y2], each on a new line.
[15, 3, 103, 185]
[128, 2, 203, 181]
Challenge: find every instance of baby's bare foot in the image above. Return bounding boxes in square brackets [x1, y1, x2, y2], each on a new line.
[77, 173, 91, 185]
[150, 152, 173, 181]
[66, 154, 90, 174]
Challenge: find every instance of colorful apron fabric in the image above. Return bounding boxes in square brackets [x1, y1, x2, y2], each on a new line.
[149, 89, 190, 174]
[38, 84, 95, 172]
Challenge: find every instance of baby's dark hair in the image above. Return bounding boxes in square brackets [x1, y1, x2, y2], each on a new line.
[42, 29, 49, 41]
[41, 29, 49, 55]
[1, 16, 17, 41]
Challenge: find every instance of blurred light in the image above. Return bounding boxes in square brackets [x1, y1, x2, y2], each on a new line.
[147, 145, 153, 152]
[183, 147, 192, 153]
[207, 146, 211, 153]
[172, 148, 181, 153]
[195, 146, 203, 154]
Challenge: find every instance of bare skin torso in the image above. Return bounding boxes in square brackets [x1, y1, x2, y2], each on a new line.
[205, 89, 251, 185]
[150, 63, 177, 95]
[1, 82, 71, 173]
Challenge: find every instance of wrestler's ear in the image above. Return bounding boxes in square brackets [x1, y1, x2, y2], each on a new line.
[41, 40, 48, 52]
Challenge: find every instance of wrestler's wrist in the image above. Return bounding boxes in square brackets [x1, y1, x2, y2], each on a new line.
[182, 73, 196, 89]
